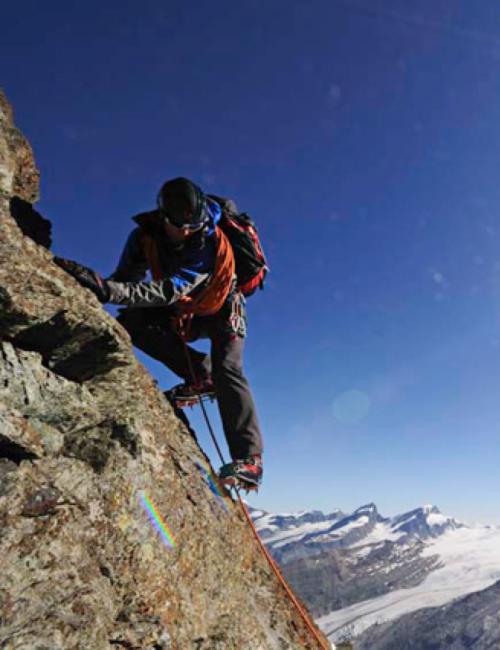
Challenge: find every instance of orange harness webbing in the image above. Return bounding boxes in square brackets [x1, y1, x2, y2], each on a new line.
[142, 227, 235, 318]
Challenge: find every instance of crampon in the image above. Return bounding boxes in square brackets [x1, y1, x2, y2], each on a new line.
[165, 379, 216, 408]
[218, 457, 262, 494]
[219, 476, 260, 494]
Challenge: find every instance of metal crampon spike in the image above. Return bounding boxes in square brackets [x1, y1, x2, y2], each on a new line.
[239, 480, 259, 495]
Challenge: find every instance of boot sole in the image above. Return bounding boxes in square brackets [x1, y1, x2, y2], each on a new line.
[219, 475, 261, 492]
[166, 392, 216, 408]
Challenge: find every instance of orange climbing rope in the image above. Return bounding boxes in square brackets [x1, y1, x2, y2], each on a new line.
[178, 337, 330, 649]
[236, 496, 330, 650]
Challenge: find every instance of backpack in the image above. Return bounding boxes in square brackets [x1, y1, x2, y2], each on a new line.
[208, 195, 269, 297]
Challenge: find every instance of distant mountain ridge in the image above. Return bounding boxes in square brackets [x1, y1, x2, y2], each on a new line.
[250, 503, 500, 647]
[251, 502, 464, 563]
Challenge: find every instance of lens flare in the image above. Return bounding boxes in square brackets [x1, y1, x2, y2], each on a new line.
[139, 492, 176, 549]
[332, 389, 371, 425]
[195, 460, 228, 512]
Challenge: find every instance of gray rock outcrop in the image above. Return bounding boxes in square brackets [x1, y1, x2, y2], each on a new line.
[0, 90, 328, 650]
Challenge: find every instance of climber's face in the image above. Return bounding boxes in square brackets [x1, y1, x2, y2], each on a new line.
[163, 217, 203, 243]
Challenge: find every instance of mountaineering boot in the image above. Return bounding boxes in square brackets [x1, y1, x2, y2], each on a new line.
[218, 456, 263, 491]
[165, 378, 216, 408]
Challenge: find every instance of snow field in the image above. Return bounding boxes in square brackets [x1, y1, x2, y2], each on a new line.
[317, 525, 500, 640]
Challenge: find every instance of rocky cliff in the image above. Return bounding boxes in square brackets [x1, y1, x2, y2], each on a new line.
[0, 91, 328, 650]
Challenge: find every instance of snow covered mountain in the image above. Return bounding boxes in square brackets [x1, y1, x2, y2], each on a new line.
[252, 508, 344, 541]
[252, 502, 464, 563]
[250, 504, 500, 648]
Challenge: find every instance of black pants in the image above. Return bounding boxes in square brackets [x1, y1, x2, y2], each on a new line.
[117, 301, 263, 461]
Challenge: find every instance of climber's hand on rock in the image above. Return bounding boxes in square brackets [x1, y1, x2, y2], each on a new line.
[54, 256, 110, 303]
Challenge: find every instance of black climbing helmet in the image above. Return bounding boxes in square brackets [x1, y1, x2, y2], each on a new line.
[157, 177, 207, 229]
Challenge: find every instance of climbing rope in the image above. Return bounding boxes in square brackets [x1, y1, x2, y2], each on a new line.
[178, 322, 227, 466]
[178, 335, 330, 650]
[236, 497, 330, 650]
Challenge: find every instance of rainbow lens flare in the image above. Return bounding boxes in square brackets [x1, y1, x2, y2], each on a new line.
[195, 460, 228, 512]
[139, 492, 176, 549]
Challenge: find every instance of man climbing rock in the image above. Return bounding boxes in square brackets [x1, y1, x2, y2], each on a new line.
[55, 178, 264, 491]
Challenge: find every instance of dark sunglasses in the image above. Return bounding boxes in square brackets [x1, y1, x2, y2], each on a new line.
[157, 184, 208, 231]
[161, 211, 205, 232]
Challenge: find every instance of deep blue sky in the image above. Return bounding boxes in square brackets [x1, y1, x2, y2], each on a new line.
[3, 0, 500, 523]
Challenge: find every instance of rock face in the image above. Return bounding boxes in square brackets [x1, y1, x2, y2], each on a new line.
[0, 91, 328, 650]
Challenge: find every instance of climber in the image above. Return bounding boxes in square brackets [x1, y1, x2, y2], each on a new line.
[55, 178, 263, 491]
